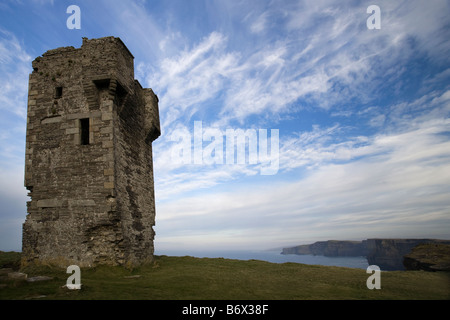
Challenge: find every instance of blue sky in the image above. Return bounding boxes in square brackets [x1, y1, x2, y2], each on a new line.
[0, 0, 449, 253]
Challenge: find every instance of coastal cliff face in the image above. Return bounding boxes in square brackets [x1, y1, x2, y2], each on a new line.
[366, 239, 450, 271]
[281, 240, 368, 257]
[403, 243, 450, 272]
[282, 239, 450, 271]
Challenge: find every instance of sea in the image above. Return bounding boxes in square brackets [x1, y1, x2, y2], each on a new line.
[154, 249, 370, 270]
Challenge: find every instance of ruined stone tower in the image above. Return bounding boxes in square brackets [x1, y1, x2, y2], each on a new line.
[22, 37, 160, 267]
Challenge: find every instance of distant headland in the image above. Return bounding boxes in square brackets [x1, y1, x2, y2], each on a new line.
[282, 239, 450, 271]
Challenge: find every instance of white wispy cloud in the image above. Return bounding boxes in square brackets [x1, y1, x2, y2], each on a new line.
[29, 0, 55, 5]
[0, 28, 30, 177]
[130, 0, 449, 133]
[144, 32, 241, 128]
[146, 0, 450, 216]
[155, 88, 450, 249]
[0, 28, 30, 250]
[249, 11, 269, 34]
[0, 28, 31, 119]
[147, 0, 448, 129]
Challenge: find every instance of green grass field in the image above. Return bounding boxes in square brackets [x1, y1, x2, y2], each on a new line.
[0, 252, 449, 300]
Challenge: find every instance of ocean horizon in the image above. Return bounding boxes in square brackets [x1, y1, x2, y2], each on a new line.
[155, 249, 370, 270]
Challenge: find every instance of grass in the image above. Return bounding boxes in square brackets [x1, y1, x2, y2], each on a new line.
[0, 251, 21, 270]
[406, 243, 450, 268]
[0, 252, 449, 300]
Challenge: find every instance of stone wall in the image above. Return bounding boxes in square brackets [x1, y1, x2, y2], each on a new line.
[22, 37, 160, 267]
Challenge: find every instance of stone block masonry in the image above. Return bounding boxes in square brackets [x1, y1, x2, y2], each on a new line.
[22, 37, 161, 267]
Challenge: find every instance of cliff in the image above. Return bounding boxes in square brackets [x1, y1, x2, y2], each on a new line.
[282, 239, 450, 271]
[366, 239, 450, 271]
[281, 240, 368, 257]
[403, 243, 450, 272]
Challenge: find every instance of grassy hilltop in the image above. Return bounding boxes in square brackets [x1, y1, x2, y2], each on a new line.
[0, 252, 449, 300]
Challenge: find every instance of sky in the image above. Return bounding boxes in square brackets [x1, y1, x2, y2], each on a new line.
[0, 0, 449, 253]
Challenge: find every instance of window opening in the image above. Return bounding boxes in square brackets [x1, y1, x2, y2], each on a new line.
[80, 118, 90, 145]
[55, 87, 63, 99]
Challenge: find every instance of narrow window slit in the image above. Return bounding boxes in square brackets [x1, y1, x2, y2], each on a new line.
[80, 118, 90, 145]
[55, 87, 63, 99]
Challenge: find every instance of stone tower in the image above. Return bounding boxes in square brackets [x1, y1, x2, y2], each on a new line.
[22, 37, 160, 267]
